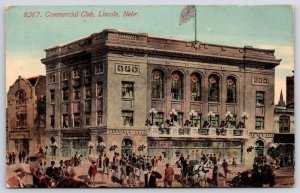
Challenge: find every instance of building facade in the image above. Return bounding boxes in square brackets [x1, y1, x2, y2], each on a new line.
[7, 76, 46, 156]
[41, 29, 281, 164]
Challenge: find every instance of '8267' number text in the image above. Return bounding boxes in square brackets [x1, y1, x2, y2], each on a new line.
[24, 12, 40, 17]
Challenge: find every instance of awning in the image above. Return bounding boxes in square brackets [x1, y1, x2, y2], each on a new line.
[273, 134, 294, 143]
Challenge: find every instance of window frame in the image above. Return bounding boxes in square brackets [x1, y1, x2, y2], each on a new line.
[255, 116, 265, 130]
[122, 111, 134, 126]
[121, 81, 134, 98]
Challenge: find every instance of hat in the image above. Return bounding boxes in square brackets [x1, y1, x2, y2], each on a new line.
[14, 167, 29, 177]
[59, 160, 64, 164]
[91, 160, 96, 163]
[51, 161, 55, 165]
[166, 163, 170, 166]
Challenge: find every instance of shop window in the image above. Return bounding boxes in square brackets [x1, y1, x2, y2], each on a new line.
[191, 73, 201, 101]
[151, 70, 164, 99]
[255, 116, 264, 130]
[122, 82, 134, 98]
[226, 76, 237, 103]
[171, 71, 183, 100]
[122, 111, 133, 126]
[208, 74, 220, 102]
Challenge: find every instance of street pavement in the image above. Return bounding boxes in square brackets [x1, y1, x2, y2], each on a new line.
[6, 161, 295, 188]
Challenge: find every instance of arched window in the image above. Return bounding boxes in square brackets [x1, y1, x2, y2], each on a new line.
[171, 71, 183, 100]
[226, 76, 237, 103]
[208, 74, 220, 102]
[151, 70, 164, 99]
[191, 73, 201, 101]
[279, 115, 290, 133]
[15, 90, 26, 105]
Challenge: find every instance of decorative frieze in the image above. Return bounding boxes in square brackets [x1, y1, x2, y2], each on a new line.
[252, 76, 269, 86]
[115, 63, 140, 75]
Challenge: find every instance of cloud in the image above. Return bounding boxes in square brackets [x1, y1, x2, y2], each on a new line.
[6, 51, 46, 93]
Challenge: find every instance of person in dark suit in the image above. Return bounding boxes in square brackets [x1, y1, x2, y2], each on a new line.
[46, 161, 56, 178]
[144, 166, 162, 188]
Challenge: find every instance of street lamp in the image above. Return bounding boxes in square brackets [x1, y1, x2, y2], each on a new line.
[189, 109, 198, 126]
[138, 144, 146, 152]
[207, 111, 216, 127]
[241, 112, 249, 126]
[109, 144, 118, 152]
[149, 108, 158, 126]
[225, 111, 233, 125]
[169, 109, 178, 124]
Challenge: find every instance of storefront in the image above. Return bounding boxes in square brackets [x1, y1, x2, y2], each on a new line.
[61, 130, 91, 158]
[9, 130, 31, 155]
[148, 138, 244, 165]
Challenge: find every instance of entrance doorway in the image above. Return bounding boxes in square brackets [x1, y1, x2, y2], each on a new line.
[121, 138, 133, 155]
[255, 140, 264, 156]
[14, 139, 29, 155]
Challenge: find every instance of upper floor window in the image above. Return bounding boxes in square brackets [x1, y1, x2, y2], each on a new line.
[49, 75, 56, 83]
[50, 89, 55, 103]
[279, 115, 290, 133]
[191, 73, 201, 101]
[211, 115, 219, 128]
[62, 90, 69, 101]
[96, 82, 103, 97]
[15, 90, 26, 105]
[74, 113, 80, 127]
[174, 112, 183, 127]
[122, 82, 134, 98]
[256, 91, 265, 106]
[226, 76, 237, 103]
[208, 74, 220, 102]
[95, 63, 104, 74]
[50, 115, 55, 128]
[73, 87, 80, 100]
[122, 111, 133, 126]
[171, 71, 183, 100]
[85, 85, 91, 99]
[16, 113, 27, 128]
[154, 112, 164, 126]
[62, 72, 69, 80]
[73, 69, 80, 79]
[62, 114, 69, 128]
[85, 67, 91, 76]
[255, 116, 264, 130]
[97, 111, 103, 126]
[192, 113, 201, 127]
[151, 70, 164, 99]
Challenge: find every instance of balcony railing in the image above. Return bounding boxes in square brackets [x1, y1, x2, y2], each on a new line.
[148, 126, 249, 139]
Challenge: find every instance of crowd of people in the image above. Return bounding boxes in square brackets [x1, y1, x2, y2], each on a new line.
[6, 151, 27, 165]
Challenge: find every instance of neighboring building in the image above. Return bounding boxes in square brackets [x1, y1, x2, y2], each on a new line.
[7, 76, 46, 156]
[41, 29, 281, 164]
[286, 75, 294, 108]
[273, 86, 295, 164]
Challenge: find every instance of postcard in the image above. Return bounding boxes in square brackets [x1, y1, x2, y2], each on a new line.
[5, 5, 294, 188]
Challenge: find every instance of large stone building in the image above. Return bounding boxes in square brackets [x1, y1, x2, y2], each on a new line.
[41, 29, 281, 164]
[7, 76, 46, 156]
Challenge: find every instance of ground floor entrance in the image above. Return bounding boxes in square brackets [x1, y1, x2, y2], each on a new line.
[61, 139, 90, 158]
[13, 139, 30, 155]
[148, 138, 244, 165]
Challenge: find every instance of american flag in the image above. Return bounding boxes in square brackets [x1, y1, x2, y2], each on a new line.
[179, 5, 196, 25]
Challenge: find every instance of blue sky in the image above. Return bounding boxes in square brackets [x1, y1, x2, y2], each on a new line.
[5, 5, 294, 102]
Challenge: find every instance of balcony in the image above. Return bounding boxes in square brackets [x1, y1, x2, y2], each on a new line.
[147, 126, 249, 139]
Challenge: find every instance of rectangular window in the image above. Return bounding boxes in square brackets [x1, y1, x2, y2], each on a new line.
[211, 115, 219, 128]
[62, 114, 69, 128]
[85, 113, 91, 126]
[62, 90, 69, 101]
[122, 82, 134, 98]
[95, 63, 103, 74]
[255, 116, 264, 130]
[193, 113, 201, 127]
[62, 72, 69, 80]
[73, 69, 80, 78]
[85, 85, 91, 99]
[154, 112, 164, 125]
[122, 111, 133, 126]
[50, 115, 55, 128]
[50, 89, 55, 103]
[96, 82, 103, 97]
[49, 75, 56, 83]
[174, 112, 183, 127]
[97, 111, 103, 126]
[16, 113, 27, 127]
[85, 101, 91, 112]
[73, 87, 80, 100]
[97, 98, 103, 110]
[256, 91, 265, 106]
[85, 67, 91, 76]
[228, 116, 236, 127]
[74, 113, 80, 127]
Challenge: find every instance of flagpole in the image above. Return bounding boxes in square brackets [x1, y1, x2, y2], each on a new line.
[194, 6, 197, 42]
